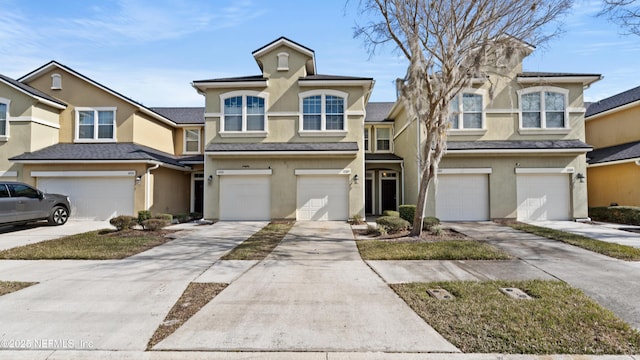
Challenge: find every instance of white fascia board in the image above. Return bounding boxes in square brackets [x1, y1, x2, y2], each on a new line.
[517, 75, 602, 86]
[294, 169, 352, 175]
[31, 170, 136, 177]
[586, 100, 640, 121]
[253, 38, 315, 59]
[206, 150, 357, 156]
[17, 159, 188, 171]
[0, 171, 18, 177]
[192, 80, 268, 92]
[365, 160, 403, 164]
[216, 169, 272, 176]
[438, 168, 493, 174]
[587, 158, 640, 168]
[515, 167, 575, 174]
[446, 148, 590, 154]
[298, 79, 373, 88]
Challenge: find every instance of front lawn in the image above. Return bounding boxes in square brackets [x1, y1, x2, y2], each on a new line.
[0, 229, 174, 260]
[508, 223, 640, 261]
[393, 280, 640, 354]
[221, 221, 294, 260]
[357, 239, 511, 260]
[0, 281, 37, 296]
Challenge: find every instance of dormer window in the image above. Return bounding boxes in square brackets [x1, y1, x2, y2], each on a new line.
[277, 52, 289, 71]
[51, 73, 62, 90]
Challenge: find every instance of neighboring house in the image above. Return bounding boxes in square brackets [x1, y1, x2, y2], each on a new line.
[6, 62, 205, 220]
[193, 37, 373, 221]
[387, 48, 601, 221]
[585, 86, 640, 207]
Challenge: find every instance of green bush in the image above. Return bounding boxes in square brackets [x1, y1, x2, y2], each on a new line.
[141, 219, 169, 231]
[176, 213, 191, 223]
[138, 210, 152, 224]
[109, 215, 137, 231]
[154, 213, 173, 222]
[422, 216, 441, 231]
[399, 205, 416, 223]
[189, 212, 202, 220]
[376, 216, 411, 233]
[589, 206, 640, 226]
[382, 210, 400, 217]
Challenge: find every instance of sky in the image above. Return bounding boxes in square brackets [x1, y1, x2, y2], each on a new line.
[1, 0, 639, 107]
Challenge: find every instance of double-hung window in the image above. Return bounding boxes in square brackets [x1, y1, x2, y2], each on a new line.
[0, 101, 7, 139]
[449, 91, 484, 130]
[375, 127, 391, 152]
[300, 91, 347, 133]
[364, 127, 370, 152]
[75, 107, 116, 142]
[184, 128, 201, 153]
[519, 87, 569, 130]
[221, 92, 266, 134]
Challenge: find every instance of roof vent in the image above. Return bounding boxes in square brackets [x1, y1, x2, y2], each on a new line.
[51, 73, 62, 90]
[277, 52, 289, 71]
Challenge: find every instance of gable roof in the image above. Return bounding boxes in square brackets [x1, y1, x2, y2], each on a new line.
[587, 140, 640, 165]
[150, 107, 204, 125]
[585, 84, 640, 118]
[18, 61, 177, 127]
[252, 36, 316, 75]
[365, 102, 395, 122]
[0, 73, 66, 109]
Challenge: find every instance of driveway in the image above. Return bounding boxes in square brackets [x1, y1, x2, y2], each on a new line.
[0, 220, 111, 251]
[155, 221, 459, 353]
[526, 220, 640, 248]
[0, 221, 267, 351]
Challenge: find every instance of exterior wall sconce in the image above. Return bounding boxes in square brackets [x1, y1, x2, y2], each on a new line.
[207, 175, 213, 184]
[576, 173, 585, 183]
[353, 174, 359, 184]
[135, 175, 142, 185]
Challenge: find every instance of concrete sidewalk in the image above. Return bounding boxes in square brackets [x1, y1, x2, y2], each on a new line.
[527, 220, 640, 248]
[155, 221, 459, 353]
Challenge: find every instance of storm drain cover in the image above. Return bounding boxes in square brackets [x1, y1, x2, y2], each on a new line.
[500, 287, 533, 300]
[427, 288, 455, 300]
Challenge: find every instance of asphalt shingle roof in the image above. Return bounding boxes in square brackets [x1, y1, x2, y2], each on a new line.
[587, 141, 640, 164]
[586, 84, 640, 117]
[0, 74, 66, 107]
[10, 143, 189, 168]
[365, 102, 395, 122]
[206, 142, 358, 152]
[192, 75, 267, 83]
[447, 140, 592, 150]
[300, 74, 374, 81]
[365, 153, 403, 161]
[150, 107, 204, 124]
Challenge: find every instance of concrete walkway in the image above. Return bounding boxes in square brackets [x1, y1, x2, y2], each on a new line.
[155, 221, 459, 353]
[527, 220, 640, 248]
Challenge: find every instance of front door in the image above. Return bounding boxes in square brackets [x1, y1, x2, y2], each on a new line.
[194, 179, 204, 215]
[380, 172, 397, 213]
[365, 177, 373, 214]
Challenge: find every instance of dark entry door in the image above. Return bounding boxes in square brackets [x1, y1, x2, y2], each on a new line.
[380, 179, 397, 212]
[194, 179, 204, 214]
[365, 178, 373, 214]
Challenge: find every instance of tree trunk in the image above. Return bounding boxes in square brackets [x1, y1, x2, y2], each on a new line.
[410, 166, 434, 237]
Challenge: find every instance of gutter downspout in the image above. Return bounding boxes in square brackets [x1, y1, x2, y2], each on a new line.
[145, 163, 161, 210]
[401, 160, 405, 205]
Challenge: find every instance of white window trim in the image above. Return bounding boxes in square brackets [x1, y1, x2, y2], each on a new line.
[299, 89, 349, 135]
[374, 125, 393, 153]
[517, 86, 570, 134]
[74, 107, 117, 142]
[448, 88, 487, 135]
[183, 128, 201, 154]
[364, 126, 371, 153]
[219, 90, 268, 137]
[0, 97, 10, 141]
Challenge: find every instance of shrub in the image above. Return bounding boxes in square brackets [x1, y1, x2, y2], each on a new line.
[154, 213, 173, 222]
[189, 212, 202, 220]
[175, 213, 191, 223]
[382, 210, 400, 217]
[589, 206, 640, 226]
[138, 210, 152, 224]
[376, 216, 410, 233]
[109, 215, 137, 231]
[141, 219, 169, 231]
[350, 214, 365, 224]
[399, 205, 416, 223]
[422, 216, 441, 231]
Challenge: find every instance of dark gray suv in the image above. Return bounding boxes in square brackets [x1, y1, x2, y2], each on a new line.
[0, 182, 71, 226]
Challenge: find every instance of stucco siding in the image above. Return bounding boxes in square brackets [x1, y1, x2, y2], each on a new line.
[587, 162, 640, 207]
[586, 106, 640, 149]
[150, 166, 191, 215]
[132, 112, 175, 153]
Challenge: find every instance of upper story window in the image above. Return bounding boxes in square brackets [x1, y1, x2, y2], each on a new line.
[299, 90, 348, 134]
[75, 107, 116, 142]
[220, 91, 267, 135]
[184, 128, 201, 153]
[518, 87, 569, 130]
[448, 90, 484, 130]
[0, 99, 8, 138]
[375, 127, 391, 152]
[364, 127, 370, 152]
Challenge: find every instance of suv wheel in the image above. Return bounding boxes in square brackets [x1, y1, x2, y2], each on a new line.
[49, 206, 69, 225]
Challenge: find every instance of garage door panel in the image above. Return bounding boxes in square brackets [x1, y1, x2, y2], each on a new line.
[517, 174, 570, 221]
[297, 176, 348, 221]
[219, 176, 270, 221]
[436, 174, 489, 221]
[38, 177, 134, 220]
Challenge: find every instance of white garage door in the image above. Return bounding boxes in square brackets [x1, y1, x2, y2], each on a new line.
[297, 175, 348, 221]
[219, 175, 270, 220]
[517, 174, 570, 221]
[436, 174, 489, 221]
[38, 177, 134, 220]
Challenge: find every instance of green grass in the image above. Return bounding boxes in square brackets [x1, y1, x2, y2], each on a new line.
[357, 239, 511, 260]
[0, 229, 173, 260]
[0, 281, 37, 296]
[509, 223, 640, 261]
[221, 222, 294, 260]
[393, 280, 640, 354]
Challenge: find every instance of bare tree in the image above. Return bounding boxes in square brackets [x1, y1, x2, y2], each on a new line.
[355, 0, 572, 236]
[600, 0, 640, 35]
